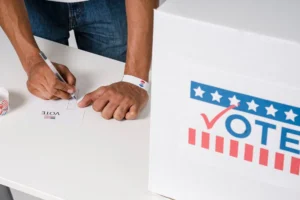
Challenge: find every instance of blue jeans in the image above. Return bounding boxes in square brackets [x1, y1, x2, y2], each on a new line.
[25, 0, 127, 62]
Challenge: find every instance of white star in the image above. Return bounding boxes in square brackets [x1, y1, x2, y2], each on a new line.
[247, 100, 259, 112]
[265, 104, 278, 117]
[285, 109, 298, 122]
[193, 87, 205, 98]
[228, 95, 240, 107]
[211, 91, 222, 102]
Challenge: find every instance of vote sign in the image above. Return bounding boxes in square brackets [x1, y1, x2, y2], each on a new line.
[184, 80, 300, 190]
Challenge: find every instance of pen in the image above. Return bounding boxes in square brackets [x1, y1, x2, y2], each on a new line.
[39, 51, 76, 100]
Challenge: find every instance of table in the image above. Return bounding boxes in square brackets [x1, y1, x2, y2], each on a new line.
[0, 29, 166, 200]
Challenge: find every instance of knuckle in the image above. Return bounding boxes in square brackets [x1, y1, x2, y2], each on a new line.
[116, 94, 124, 101]
[111, 98, 122, 105]
[92, 103, 101, 112]
[125, 101, 135, 107]
[127, 98, 135, 105]
[61, 64, 68, 69]
[61, 83, 68, 90]
[118, 106, 126, 113]
[123, 96, 131, 102]
[109, 102, 118, 108]
[106, 88, 115, 95]
[50, 88, 58, 95]
[99, 86, 107, 93]
[86, 93, 93, 99]
[85, 93, 91, 98]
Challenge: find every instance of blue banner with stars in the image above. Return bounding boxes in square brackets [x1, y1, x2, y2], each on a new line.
[190, 81, 300, 127]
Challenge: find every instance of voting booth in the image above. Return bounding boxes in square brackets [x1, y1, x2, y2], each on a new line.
[149, 0, 300, 199]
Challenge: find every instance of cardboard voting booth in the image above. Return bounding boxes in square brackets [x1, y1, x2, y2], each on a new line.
[149, 0, 300, 199]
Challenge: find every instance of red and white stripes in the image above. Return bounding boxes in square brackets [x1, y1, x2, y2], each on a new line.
[0, 99, 9, 115]
[188, 128, 300, 176]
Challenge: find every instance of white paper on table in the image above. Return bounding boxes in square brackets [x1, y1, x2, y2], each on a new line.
[25, 90, 86, 126]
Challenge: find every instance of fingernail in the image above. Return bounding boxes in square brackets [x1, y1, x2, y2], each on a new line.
[77, 101, 84, 107]
[67, 89, 73, 94]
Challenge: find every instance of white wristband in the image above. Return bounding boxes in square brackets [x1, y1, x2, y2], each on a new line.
[122, 75, 150, 92]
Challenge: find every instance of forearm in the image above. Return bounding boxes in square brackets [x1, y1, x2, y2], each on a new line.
[125, 0, 158, 82]
[0, 0, 41, 74]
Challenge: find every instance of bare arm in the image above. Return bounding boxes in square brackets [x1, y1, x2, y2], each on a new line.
[0, 0, 42, 73]
[78, 0, 158, 120]
[124, 0, 159, 81]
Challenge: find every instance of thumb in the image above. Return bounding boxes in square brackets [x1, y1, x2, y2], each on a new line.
[78, 93, 94, 108]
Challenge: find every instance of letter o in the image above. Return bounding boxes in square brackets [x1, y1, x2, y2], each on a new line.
[226, 114, 251, 138]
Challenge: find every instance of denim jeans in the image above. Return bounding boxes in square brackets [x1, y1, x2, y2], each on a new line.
[25, 0, 127, 62]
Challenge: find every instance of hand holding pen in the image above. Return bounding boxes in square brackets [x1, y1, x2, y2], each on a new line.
[39, 51, 77, 99]
[25, 51, 77, 100]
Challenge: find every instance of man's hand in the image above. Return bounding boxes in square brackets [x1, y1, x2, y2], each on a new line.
[78, 82, 149, 120]
[27, 61, 76, 100]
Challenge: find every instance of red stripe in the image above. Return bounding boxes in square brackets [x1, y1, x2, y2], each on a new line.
[259, 148, 269, 166]
[290, 157, 300, 175]
[201, 132, 210, 149]
[0, 101, 8, 107]
[188, 128, 196, 145]
[274, 153, 284, 171]
[215, 136, 224, 153]
[230, 140, 239, 158]
[244, 144, 254, 162]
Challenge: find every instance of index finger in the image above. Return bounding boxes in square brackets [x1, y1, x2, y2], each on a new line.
[58, 66, 76, 86]
[54, 79, 76, 94]
[78, 87, 108, 108]
[78, 93, 94, 108]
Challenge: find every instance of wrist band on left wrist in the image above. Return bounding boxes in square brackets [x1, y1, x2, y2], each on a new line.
[122, 75, 150, 92]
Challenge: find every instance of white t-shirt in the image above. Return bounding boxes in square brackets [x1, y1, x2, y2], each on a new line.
[48, 0, 88, 2]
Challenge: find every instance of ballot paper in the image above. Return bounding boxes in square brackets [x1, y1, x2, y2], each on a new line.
[26, 90, 85, 126]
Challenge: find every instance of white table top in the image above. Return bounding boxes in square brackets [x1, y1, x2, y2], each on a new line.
[0, 29, 166, 200]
